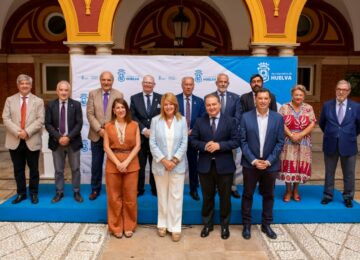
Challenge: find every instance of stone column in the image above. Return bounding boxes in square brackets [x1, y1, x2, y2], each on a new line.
[95, 43, 114, 55]
[250, 44, 269, 56]
[64, 43, 86, 55]
[277, 44, 300, 56]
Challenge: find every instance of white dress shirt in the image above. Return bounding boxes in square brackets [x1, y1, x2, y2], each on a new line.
[256, 109, 269, 158]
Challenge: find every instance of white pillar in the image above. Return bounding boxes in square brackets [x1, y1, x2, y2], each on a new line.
[250, 44, 269, 56]
[277, 44, 300, 56]
[63, 43, 86, 55]
[41, 129, 54, 179]
[95, 43, 114, 55]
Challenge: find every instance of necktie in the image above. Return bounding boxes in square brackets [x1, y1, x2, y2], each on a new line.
[146, 94, 151, 115]
[185, 97, 191, 128]
[211, 117, 216, 136]
[59, 102, 66, 135]
[20, 96, 27, 129]
[338, 102, 344, 124]
[220, 93, 225, 113]
[103, 92, 109, 114]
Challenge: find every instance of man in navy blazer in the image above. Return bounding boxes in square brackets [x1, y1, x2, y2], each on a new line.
[176, 76, 205, 201]
[130, 75, 162, 196]
[319, 80, 360, 208]
[45, 81, 83, 203]
[212, 73, 243, 199]
[190, 93, 240, 240]
[240, 88, 284, 240]
[240, 74, 277, 112]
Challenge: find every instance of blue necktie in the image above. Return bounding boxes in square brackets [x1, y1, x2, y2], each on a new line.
[146, 94, 151, 115]
[103, 92, 109, 114]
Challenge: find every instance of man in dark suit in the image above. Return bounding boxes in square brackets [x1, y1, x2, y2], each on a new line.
[240, 88, 284, 240]
[177, 76, 205, 201]
[319, 80, 360, 208]
[45, 81, 84, 203]
[130, 75, 161, 196]
[212, 73, 243, 199]
[190, 93, 240, 240]
[240, 74, 277, 112]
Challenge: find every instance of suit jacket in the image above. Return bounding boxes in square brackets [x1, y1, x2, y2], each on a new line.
[240, 109, 284, 172]
[149, 115, 188, 175]
[240, 91, 278, 112]
[319, 99, 360, 156]
[130, 92, 162, 133]
[45, 98, 83, 151]
[190, 114, 240, 175]
[176, 93, 205, 129]
[86, 88, 123, 142]
[2, 93, 44, 151]
[212, 91, 242, 124]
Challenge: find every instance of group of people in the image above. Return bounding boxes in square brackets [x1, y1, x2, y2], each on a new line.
[2, 71, 360, 242]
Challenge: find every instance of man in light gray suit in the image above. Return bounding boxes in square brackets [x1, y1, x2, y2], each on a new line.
[87, 71, 123, 200]
[2, 74, 44, 204]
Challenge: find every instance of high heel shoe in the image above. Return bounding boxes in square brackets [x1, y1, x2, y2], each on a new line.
[293, 193, 301, 202]
[283, 192, 291, 202]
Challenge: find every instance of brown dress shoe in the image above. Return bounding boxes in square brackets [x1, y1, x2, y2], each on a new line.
[89, 191, 98, 200]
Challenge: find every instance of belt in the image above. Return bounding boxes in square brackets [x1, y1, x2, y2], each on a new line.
[112, 149, 131, 154]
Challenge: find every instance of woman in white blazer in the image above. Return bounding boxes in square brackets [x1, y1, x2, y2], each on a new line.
[149, 92, 188, 242]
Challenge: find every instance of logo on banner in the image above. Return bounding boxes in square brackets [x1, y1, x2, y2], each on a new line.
[80, 75, 97, 80]
[82, 140, 89, 152]
[117, 69, 140, 82]
[194, 70, 216, 83]
[257, 62, 270, 82]
[80, 93, 88, 106]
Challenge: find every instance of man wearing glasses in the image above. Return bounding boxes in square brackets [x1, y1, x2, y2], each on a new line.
[320, 80, 360, 208]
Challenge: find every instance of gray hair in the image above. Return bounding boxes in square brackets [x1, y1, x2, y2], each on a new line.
[181, 76, 194, 84]
[336, 79, 351, 90]
[56, 80, 71, 91]
[99, 71, 114, 81]
[16, 74, 33, 85]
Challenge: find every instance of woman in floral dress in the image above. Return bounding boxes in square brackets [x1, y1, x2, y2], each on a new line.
[279, 85, 316, 202]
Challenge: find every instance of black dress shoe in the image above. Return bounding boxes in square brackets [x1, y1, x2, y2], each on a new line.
[200, 226, 214, 238]
[12, 194, 27, 204]
[30, 194, 39, 204]
[74, 192, 84, 203]
[321, 197, 332, 205]
[89, 191, 98, 200]
[51, 192, 64, 203]
[137, 190, 145, 197]
[190, 191, 200, 201]
[261, 224, 277, 239]
[344, 199, 353, 208]
[231, 190, 241, 199]
[242, 225, 251, 240]
[221, 226, 230, 240]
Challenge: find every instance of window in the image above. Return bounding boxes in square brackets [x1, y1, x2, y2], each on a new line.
[298, 65, 314, 95]
[42, 64, 69, 93]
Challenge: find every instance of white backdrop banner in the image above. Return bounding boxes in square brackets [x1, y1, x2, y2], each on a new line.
[71, 55, 297, 183]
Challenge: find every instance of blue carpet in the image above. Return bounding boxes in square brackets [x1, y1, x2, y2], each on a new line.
[1, 184, 359, 224]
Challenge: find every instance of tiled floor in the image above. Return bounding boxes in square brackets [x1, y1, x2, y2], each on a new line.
[1, 150, 360, 259]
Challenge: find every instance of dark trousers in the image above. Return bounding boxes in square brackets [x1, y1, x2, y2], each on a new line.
[199, 160, 233, 227]
[241, 167, 277, 225]
[9, 140, 40, 195]
[138, 138, 156, 193]
[91, 138, 104, 193]
[187, 144, 199, 192]
[323, 152, 356, 200]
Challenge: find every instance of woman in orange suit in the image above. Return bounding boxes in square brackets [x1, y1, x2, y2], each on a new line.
[104, 98, 140, 238]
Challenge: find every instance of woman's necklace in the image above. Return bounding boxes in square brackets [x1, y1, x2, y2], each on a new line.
[115, 121, 127, 144]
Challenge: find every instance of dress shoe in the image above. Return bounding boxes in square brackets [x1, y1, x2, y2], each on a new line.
[51, 192, 64, 203]
[158, 228, 166, 237]
[344, 199, 353, 208]
[137, 190, 145, 197]
[172, 232, 181, 242]
[242, 225, 251, 240]
[74, 192, 84, 203]
[321, 197, 332, 205]
[261, 224, 277, 239]
[124, 231, 134, 238]
[89, 191, 98, 200]
[221, 226, 230, 240]
[190, 190, 200, 201]
[200, 226, 213, 238]
[30, 194, 39, 204]
[12, 194, 27, 204]
[231, 190, 241, 199]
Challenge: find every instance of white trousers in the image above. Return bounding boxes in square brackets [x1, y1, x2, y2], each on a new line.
[154, 171, 185, 233]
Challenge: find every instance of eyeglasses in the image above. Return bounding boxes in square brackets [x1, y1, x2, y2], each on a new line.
[336, 88, 350, 92]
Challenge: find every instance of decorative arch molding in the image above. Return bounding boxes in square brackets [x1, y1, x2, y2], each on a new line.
[58, 0, 121, 43]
